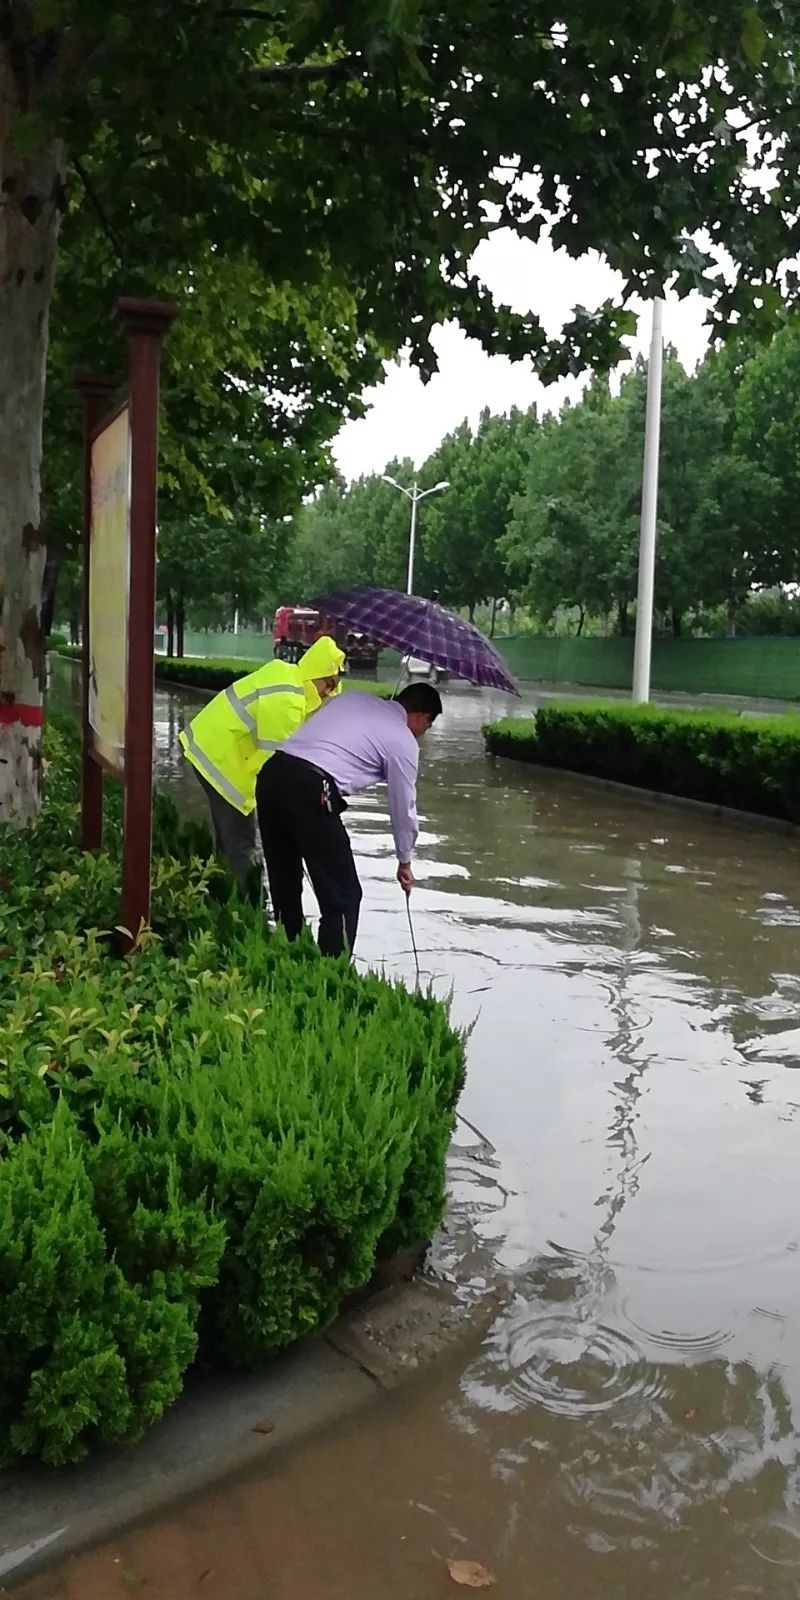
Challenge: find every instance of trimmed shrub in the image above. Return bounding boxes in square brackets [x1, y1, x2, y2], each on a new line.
[0, 721, 464, 1463]
[53, 645, 389, 697]
[483, 702, 800, 824]
[0, 1102, 220, 1468]
[156, 655, 266, 689]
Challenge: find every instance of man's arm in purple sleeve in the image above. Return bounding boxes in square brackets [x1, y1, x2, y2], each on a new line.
[386, 741, 419, 862]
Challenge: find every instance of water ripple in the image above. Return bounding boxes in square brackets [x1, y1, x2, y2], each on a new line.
[621, 1304, 732, 1360]
[480, 1299, 667, 1421]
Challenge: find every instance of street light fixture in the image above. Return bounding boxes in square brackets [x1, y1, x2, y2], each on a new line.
[381, 475, 450, 595]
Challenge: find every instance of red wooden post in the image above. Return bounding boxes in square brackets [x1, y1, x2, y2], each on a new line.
[76, 374, 118, 851]
[116, 298, 177, 946]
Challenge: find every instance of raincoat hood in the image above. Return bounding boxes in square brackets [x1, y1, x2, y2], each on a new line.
[299, 634, 345, 711]
[299, 635, 345, 681]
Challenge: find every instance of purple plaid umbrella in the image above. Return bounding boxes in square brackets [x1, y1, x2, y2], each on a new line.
[309, 586, 519, 695]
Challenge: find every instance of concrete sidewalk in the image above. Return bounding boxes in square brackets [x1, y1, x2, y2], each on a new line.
[0, 1241, 505, 1587]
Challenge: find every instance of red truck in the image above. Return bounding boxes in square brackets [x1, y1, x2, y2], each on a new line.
[272, 606, 379, 670]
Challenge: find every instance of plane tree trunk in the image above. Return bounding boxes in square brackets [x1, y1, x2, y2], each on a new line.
[0, 32, 66, 824]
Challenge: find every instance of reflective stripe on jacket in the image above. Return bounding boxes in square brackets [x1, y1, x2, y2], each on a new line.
[180, 661, 308, 816]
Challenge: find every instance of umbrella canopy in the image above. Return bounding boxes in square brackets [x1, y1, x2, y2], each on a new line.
[309, 586, 519, 695]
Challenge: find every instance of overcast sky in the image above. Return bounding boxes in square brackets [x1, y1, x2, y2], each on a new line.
[333, 230, 713, 481]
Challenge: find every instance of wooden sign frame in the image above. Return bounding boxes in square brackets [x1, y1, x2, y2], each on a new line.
[77, 298, 176, 949]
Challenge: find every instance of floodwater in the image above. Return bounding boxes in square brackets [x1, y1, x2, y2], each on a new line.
[26, 661, 800, 1597]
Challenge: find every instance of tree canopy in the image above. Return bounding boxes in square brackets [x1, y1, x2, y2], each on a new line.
[36, 1, 800, 376]
[502, 338, 800, 634]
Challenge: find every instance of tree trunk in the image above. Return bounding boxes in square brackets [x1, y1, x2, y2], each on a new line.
[508, 600, 517, 634]
[166, 591, 175, 658]
[671, 607, 682, 638]
[616, 599, 629, 637]
[176, 597, 186, 659]
[0, 46, 65, 825]
[726, 595, 737, 638]
[69, 609, 79, 647]
[576, 605, 585, 637]
[40, 542, 61, 638]
[468, 601, 476, 624]
[489, 597, 498, 637]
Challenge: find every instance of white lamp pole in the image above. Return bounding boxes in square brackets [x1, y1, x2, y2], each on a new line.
[407, 489, 419, 594]
[382, 475, 450, 595]
[632, 297, 664, 704]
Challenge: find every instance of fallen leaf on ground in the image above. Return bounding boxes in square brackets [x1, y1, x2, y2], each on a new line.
[447, 1558, 497, 1588]
[252, 1419, 275, 1435]
[684, 1408, 699, 1421]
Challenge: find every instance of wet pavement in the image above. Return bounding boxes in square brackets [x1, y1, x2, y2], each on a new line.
[24, 662, 800, 1597]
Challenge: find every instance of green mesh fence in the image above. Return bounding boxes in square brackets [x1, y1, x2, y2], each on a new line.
[173, 630, 272, 661]
[494, 636, 800, 702]
[164, 631, 799, 701]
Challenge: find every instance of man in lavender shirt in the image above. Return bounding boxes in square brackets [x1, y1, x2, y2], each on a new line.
[255, 682, 442, 957]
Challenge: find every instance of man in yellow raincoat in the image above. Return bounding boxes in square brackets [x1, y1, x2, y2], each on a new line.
[179, 635, 345, 883]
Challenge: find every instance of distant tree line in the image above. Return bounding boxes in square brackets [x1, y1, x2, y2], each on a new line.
[265, 317, 800, 642]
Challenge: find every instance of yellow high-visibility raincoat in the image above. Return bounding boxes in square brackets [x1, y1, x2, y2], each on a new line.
[179, 635, 345, 816]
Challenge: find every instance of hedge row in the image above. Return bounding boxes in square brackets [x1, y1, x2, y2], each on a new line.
[54, 645, 389, 697]
[0, 721, 464, 1465]
[484, 701, 800, 824]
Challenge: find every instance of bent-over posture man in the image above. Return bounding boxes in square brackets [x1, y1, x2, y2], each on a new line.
[255, 683, 442, 956]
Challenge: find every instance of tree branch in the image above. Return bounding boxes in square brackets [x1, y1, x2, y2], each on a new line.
[250, 56, 362, 85]
[71, 156, 125, 266]
[217, 7, 285, 16]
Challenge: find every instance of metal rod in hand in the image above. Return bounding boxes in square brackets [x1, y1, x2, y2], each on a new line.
[405, 892, 420, 986]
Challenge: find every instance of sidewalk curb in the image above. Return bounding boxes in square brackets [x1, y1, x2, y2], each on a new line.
[1, 1258, 505, 1587]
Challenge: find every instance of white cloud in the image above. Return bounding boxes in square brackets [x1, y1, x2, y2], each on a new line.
[333, 232, 712, 481]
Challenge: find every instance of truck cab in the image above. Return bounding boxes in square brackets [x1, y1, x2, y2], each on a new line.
[273, 606, 379, 671]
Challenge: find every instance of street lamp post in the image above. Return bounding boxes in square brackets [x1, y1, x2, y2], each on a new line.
[632, 297, 664, 704]
[382, 475, 450, 594]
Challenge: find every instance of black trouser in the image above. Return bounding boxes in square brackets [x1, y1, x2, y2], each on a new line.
[256, 753, 362, 957]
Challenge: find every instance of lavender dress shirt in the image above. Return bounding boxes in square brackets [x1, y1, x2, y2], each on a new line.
[279, 692, 420, 863]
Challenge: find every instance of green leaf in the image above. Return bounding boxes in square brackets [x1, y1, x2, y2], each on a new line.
[741, 6, 766, 65]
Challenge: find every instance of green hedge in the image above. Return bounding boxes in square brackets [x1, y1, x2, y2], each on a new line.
[54, 646, 389, 697]
[0, 722, 463, 1465]
[484, 702, 800, 824]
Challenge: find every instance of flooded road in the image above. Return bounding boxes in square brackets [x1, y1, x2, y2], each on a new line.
[30, 661, 800, 1597]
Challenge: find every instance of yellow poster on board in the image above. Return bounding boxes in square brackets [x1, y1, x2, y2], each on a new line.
[89, 404, 131, 776]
